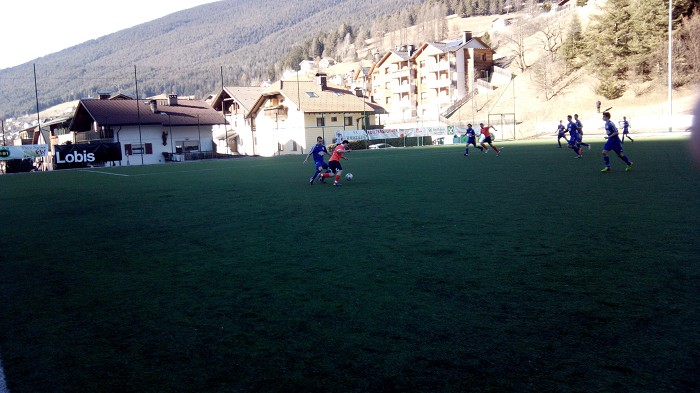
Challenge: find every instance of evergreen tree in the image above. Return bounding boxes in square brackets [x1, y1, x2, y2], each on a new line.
[561, 13, 583, 68]
[584, 0, 633, 96]
[628, 0, 669, 78]
[458, 1, 471, 17]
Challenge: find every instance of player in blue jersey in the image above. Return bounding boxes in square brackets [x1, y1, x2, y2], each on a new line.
[556, 120, 567, 148]
[574, 114, 591, 150]
[600, 111, 633, 172]
[303, 136, 331, 184]
[566, 115, 583, 158]
[621, 116, 634, 143]
[463, 124, 483, 155]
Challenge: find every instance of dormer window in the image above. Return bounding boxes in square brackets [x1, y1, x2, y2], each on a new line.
[306, 92, 319, 98]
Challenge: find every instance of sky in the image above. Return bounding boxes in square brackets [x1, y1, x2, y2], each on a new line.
[0, 0, 220, 70]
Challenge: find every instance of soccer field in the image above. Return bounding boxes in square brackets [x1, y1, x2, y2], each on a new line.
[0, 137, 698, 392]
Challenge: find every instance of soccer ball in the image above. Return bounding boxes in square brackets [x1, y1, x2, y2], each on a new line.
[345, 173, 353, 181]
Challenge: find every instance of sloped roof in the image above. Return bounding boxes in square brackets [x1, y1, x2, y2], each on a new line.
[70, 98, 225, 131]
[412, 37, 495, 59]
[211, 86, 265, 113]
[249, 80, 386, 116]
[368, 49, 415, 76]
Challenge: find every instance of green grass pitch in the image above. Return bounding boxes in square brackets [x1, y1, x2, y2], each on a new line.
[0, 137, 698, 392]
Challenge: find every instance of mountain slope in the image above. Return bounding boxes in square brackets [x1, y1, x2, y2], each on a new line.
[0, 0, 424, 120]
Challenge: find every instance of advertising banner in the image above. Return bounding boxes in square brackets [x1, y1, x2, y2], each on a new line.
[54, 142, 122, 169]
[334, 126, 452, 142]
[0, 144, 49, 160]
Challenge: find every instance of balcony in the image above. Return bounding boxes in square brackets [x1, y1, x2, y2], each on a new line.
[75, 130, 115, 143]
[392, 83, 416, 93]
[426, 61, 451, 72]
[263, 105, 288, 120]
[427, 78, 454, 89]
[391, 68, 411, 78]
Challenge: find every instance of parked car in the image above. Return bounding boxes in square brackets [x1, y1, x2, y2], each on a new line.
[368, 143, 395, 149]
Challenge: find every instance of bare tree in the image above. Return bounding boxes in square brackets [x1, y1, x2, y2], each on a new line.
[535, 16, 565, 61]
[531, 56, 579, 100]
[674, 11, 700, 78]
[499, 17, 535, 72]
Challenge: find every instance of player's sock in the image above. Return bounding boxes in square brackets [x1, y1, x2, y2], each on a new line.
[622, 156, 632, 165]
[335, 174, 341, 182]
[465, 148, 469, 155]
[604, 156, 610, 166]
[312, 169, 320, 179]
[493, 146, 500, 153]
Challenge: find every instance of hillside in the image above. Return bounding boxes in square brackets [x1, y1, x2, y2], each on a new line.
[449, 1, 698, 136]
[2, 0, 697, 140]
[0, 0, 425, 121]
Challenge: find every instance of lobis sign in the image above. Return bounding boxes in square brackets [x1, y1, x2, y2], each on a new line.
[54, 143, 122, 169]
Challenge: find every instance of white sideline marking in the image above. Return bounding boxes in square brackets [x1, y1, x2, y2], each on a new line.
[82, 170, 130, 177]
[0, 354, 9, 393]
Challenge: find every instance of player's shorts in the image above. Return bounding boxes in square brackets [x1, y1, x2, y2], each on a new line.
[314, 161, 329, 170]
[568, 138, 578, 147]
[329, 160, 343, 173]
[482, 136, 493, 143]
[558, 133, 567, 138]
[467, 137, 477, 145]
[603, 138, 623, 154]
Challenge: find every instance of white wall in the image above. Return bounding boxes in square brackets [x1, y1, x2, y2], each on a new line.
[118, 124, 214, 165]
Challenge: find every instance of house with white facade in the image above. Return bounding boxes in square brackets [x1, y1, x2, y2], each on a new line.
[247, 74, 386, 157]
[210, 86, 265, 156]
[66, 94, 224, 166]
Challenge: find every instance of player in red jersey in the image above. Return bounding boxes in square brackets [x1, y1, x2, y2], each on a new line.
[479, 123, 501, 155]
[320, 140, 351, 186]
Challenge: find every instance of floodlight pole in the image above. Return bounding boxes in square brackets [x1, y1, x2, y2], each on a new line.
[33, 64, 42, 136]
[223, 97, 235, 155]
[513, 76, 516, 140]
[169, 114, 174, 154]
[134, 66, 144, 164]
[667, 0, 673, 132]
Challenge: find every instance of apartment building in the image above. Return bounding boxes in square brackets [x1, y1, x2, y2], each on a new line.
[368, 32, 495, 127]
[413, 31, 495, 123]
[368, 46, 418, 125]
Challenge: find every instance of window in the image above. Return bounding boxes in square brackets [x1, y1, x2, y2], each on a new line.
[306, 92, 319, 98]
[177, 140, 200, 152]
[345, 117, 353, 126]
[331, 116, 338, 122]
[482, 54, 487, 61]
[125, 143, 152, 155]
[316, 117, 325, 127]
[292, 141, 298, 151]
